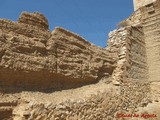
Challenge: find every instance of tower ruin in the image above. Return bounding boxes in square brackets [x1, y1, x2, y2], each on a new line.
[133, 0, 157, 10]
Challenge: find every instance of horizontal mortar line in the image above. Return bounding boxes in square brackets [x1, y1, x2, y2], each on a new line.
[143, 14, 160, 23]
[143, 15, 160, 22]
[142, 11, 160, 20]
[130, 59, 148, 67]
[131, 27, 144, 34]
[128, 35, 144, 42]
[143, 26, 160, 32]
[131, 26, 144, 34]
[143, 19, 160, 26]
[143, 20, 160, 27]
[143, 21, 160, 28]
[144, 30, 160, 34]
[128, 37, 146, 47]
[131, 51, 147, 56]
[143, 24, 160, 30]
[144, 29, 160, 34]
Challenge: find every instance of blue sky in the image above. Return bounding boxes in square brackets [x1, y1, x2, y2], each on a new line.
[0, 0, 133, 47]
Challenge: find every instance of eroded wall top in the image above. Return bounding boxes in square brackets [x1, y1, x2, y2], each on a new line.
[0, 12, 117, 90]
[133, 0, 157, 10]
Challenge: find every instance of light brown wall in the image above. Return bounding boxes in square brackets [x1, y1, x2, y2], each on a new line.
[133, 0, 157, 11]
[107, 26, 148, 81]
[141, 0, 160, 82]
[0, 13, 117, 90]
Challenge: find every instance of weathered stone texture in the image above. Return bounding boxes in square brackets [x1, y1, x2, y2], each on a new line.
[12, 81, 150, 120]
[133, 0, 157, 11]
[0, 100, 17, 120]
[125, 9, 142, 26]
[0, 19, 51, 41]
[129, 26, 148, 79]
[18, 12, 49, 30]
[107, 25, 148, 83]
[1, 0, 160, 118]
[48, 27, 116, 81]
[141, 0, 160, 82]
[0, 13, 116, 90]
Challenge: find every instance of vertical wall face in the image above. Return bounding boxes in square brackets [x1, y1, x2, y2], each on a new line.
[141, 0, 160, 82]
[108, 26, 148, 81]
[107, 26, 148, 82]
[133, 0, 157, 11]
[128, 26, 148, 79]
[107, 28, 133, 83]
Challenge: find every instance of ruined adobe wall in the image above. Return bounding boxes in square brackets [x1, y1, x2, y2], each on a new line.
[0, 12, 117, 90]
[107, 25, 148, 83]
[141, 0, 160, 82]
[18, 12, 49, 30]
[47, 27, 116, 82]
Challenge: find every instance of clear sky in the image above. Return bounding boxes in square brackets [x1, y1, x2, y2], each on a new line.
[0, 0, 134, 47]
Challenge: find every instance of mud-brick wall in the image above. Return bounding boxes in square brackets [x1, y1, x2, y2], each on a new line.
[107, 26, 148, 81]
[141, 0, 160, 82]
[0, 12, 117, 90]
[47, 27, 117, 84]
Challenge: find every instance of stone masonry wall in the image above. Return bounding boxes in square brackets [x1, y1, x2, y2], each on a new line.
[12, 80, 150, 120]
[107, 28, 131, 84]
[107, 25, 148, 83]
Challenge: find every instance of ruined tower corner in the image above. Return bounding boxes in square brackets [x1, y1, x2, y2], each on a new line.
[133, 0, 157, 11]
